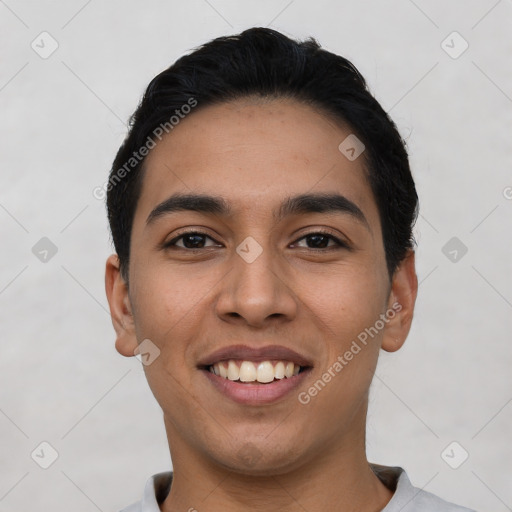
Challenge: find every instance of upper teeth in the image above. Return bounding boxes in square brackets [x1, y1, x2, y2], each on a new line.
[210, 360, 301, 383]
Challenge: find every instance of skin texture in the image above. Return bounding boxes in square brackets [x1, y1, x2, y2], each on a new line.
[105, 98, 418, 512]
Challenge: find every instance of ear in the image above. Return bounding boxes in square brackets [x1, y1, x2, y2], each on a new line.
[381, 250, 418, 353]
[105, 254, 138, 357]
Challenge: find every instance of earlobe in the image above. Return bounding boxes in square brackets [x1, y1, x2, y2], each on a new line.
[381, 250, 418, 353]
[105, 254, 138, 357]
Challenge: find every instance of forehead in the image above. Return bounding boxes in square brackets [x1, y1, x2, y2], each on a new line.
[134, 98, 380, 230]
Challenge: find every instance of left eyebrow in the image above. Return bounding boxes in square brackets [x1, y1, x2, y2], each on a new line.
[145, 192, 370, 231]
[276, 193, 370, 231]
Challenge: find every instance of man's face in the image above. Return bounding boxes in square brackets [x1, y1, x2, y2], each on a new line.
[108, 98, 413, 474]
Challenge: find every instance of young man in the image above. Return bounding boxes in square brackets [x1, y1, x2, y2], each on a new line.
[105, 27, 476, 512]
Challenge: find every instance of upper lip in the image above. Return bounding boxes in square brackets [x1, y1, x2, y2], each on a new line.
[197, 344, 314, 368]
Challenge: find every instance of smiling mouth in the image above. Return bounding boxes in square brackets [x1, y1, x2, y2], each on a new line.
[202, 359, 308, 384]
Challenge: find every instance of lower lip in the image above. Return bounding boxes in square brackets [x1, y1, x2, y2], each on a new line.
[201, 368, 312, 405]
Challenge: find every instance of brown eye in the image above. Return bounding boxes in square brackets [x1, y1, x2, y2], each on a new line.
[304, 234, 331, 248]
[166, 232, 220, 249]
[293, 232, 347, 250]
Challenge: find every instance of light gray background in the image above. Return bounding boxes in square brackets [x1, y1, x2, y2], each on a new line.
[1, 1, 511, 511]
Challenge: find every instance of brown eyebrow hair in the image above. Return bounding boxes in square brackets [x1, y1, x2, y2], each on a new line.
[146, 192, 369, 229]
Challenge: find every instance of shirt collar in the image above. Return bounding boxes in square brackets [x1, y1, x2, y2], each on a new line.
[140, 471, 172, 511]
[135, 464, 407, 511]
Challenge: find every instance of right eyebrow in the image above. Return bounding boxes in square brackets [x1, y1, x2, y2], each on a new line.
[146, 193, 231, 226]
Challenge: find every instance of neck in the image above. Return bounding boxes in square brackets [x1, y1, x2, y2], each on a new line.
[160, 417, 393, 512]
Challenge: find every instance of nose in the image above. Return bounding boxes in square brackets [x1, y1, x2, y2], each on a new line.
[215, 241, 298, 328]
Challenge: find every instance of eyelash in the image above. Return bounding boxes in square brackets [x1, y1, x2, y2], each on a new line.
[164, 230, 349, 251]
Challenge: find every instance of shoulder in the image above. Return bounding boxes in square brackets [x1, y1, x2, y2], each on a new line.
[371, 464, 477, 512]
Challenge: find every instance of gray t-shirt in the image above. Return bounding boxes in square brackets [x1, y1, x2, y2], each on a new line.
[119, 464, 476, 512]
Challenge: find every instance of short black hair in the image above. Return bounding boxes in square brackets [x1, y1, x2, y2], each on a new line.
[106, 27, 418, 283]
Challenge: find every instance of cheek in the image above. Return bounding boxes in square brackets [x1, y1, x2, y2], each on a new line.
[128, 277, 196, 403]
[130, 262, 217, 340]
[129, 263, 224, 395]
[300, 264, 388, 348]
[296, 271, 385, 430]
[130, 268, 208, 414]
[300, 265, 388, 411]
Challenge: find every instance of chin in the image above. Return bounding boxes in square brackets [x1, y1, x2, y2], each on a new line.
[210, 438, 308, 477]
